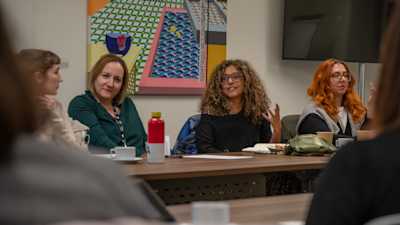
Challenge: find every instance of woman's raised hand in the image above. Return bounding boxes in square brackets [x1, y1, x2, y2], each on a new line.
[263, 104, 281, 143]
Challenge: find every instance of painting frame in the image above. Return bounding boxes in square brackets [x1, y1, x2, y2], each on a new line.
[87, 0, 226, 96]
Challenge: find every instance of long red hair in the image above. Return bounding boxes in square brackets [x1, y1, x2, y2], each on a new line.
[307, 59, 366, 123]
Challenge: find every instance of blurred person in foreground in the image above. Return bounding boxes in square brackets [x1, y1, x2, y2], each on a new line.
[306, 1, 400, 225]
[0, 4, 169, 225]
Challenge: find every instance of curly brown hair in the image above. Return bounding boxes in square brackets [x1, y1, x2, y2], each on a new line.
[200, 59, 271, 124]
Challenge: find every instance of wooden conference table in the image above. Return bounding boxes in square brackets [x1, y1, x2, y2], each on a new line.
[120, 152, 328, 204]
[167, 193, 312, 224]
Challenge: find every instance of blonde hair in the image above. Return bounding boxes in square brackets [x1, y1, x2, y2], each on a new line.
[88, 54, 129, 105]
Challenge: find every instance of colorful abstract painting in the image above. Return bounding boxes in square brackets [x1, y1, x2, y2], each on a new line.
[88, 0, 227, 95]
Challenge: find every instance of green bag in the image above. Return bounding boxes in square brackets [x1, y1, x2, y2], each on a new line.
[285, 134, 336, 156]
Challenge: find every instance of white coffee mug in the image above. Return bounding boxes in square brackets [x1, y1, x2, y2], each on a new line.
[192, 201, 230, 225]
[335, 138, 354, 148]
[110, 146, 136, 160]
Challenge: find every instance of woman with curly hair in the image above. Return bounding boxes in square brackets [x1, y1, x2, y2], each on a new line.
[296, 58, 367, 137]
[195, 59, 281, 153]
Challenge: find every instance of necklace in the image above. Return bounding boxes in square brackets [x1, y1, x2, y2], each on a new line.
[113, 106, 127, 147]
[95, 96, 128, 147]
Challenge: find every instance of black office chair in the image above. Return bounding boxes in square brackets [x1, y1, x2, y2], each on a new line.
[281, 114, 300, 143]
[171, 114, 201, 155]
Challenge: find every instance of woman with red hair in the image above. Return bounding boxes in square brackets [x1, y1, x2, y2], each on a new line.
[296, 59, 367, 137]
[306, 3, 400, 224]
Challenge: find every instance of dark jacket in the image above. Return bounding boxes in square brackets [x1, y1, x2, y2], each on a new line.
[172, 114, 201, 154]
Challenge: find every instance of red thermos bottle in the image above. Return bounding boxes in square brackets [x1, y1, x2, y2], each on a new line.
[147, 112, 165, 163]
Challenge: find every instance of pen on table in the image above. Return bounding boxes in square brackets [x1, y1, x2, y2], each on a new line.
[165, 155, 183, 158]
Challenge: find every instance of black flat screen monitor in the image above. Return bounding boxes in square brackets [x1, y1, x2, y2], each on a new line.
[282, 0, 391, 63]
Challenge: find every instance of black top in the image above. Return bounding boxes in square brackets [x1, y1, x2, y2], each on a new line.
[298, 113, 352, 136]
[306, 131, 400, 225]
[195, 113, 272, 153]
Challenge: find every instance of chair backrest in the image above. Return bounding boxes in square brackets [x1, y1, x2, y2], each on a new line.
[281, 114, 300, 143]
[365, 214, 400, 225]
[171, 114, 201, 155]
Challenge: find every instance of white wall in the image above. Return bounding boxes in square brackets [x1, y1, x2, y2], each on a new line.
[2, 0, 87, 106]
[2, 0, 380, 145]
[228, 0, 317, 114]
[228, 0, 380, 113]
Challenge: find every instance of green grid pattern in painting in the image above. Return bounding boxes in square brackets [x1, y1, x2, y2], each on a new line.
[89, 0, 184, 95]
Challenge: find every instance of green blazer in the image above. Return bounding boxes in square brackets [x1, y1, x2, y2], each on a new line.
[68, 91, 146, 156]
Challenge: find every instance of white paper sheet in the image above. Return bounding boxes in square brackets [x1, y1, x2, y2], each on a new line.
[182, 154, 253, 160]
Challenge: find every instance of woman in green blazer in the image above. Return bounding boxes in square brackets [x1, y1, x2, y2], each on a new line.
[68, 54, 146, 155]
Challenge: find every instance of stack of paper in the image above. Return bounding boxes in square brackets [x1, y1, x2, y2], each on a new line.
[242, 143, 273, 154]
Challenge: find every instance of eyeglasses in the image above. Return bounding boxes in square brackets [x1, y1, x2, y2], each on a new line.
[221, 72, 243, 83]
[331, 72, 351, 82]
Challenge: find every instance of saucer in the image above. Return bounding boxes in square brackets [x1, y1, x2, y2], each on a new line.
[94, 154, 142, 163]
